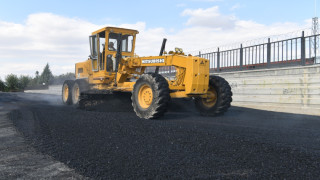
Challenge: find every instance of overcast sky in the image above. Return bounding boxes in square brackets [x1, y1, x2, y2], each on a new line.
[0, 0, 316, 79]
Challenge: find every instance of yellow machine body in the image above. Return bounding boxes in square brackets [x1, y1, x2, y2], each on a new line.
[75, 27, 210, 98]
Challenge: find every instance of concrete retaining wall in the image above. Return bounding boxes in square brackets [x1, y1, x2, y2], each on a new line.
[25, 65, 320, 116]
[215, 65, 320, 116]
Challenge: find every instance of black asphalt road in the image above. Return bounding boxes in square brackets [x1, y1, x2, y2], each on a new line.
[2, 92, 320, 179]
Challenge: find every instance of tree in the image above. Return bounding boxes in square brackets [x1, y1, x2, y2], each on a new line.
[27, 71, 40, 86]
[5, 74, 19, 91]
[0, 78, 6, 92]
[40, 63, 53, 85]
[18, 75, 32, 89]
[50, 72, 75, 85]
[35, 70, 39, 84]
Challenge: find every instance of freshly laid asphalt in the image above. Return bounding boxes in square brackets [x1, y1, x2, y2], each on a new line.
[1, 92, 320, 179]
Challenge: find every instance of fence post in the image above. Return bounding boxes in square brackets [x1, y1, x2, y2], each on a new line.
[314, 34, 317, 64]
[217, 48, 220, 71]
[240, 44, 243, 70]
[267, 38, 271, 66]
[301, 31, 306, 66]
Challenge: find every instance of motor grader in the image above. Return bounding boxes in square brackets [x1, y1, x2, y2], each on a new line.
[62, 26, 232, 119]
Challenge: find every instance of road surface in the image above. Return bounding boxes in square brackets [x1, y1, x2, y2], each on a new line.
[1, 92, 320, 179]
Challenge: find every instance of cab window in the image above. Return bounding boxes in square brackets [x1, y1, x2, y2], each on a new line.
[108, 33, 133, 52]
[89, 35, 98, 71]
[121, 35, 133, 52]
[98, 32, 105, 70]
[108, 33, 118, 51]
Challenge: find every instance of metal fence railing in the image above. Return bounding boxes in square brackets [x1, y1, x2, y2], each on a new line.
[156, 31, 319, 74]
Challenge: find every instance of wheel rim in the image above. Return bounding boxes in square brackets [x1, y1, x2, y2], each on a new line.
[138, 84, 153, 109]
[202, 88, 217, 108]
[63, 85, 69, 102]
[74, 85, 80, 102]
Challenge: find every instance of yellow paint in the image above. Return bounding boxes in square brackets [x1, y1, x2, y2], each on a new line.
[170, 91, 189, 98]
[74, 84, 80, 102]
[138, 84, 153, 109]
[201, 88, 217, 108]
[119, 55, 209, 96]
[63, 85, 69, 101]
[75, 26, 211, 99]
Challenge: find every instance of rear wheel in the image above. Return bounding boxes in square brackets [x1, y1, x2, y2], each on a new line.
[132, 73, 170, 119]
[72, 82, 81, 105]
[62, 80, 74, 105]
[194, 76, 232, 116]
[72, 80, 89, 105]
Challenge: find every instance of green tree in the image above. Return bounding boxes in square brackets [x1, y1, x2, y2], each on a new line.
[18, 75, 32, 89]
[34, 70, 40, 84]
[50, 72, 75, 85]
[0, 78, 6, 91]
[40, 63, 53, 85]
[5, 74, 19, 91]
[27, 71, 40, 86]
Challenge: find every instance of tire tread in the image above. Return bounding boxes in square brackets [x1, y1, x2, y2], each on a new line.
[132, 73, 170, 119]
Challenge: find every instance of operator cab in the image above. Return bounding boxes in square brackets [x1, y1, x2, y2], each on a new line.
[89, 27, 139, 73]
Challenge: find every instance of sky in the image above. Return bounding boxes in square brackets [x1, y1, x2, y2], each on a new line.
[0, 0, 317, 79]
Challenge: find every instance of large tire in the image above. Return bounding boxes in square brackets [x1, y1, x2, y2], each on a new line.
[72, 80, 89, 105]
[194, 76, 232, 116]
[62, 80, 74, 105]
[132, 73, 170, 119]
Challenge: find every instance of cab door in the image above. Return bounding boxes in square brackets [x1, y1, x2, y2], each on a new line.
[106, 33, 119, 72]
[89, 35, 99, 72]
[105, 33, 135, 72]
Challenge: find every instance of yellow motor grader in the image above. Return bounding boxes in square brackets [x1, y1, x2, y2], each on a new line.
[62, 27, 232, 119]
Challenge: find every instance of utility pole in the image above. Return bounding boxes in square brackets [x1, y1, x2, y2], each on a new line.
[312, 0, 319, 63]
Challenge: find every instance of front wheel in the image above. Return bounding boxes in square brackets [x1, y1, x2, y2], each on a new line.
[194, 76, 232, 116]
[131, 73, 170, 119]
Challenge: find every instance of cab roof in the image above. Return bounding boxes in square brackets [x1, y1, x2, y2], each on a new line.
[92, 26, 139, 35]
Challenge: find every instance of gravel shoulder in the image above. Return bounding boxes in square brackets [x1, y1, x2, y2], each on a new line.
[1, 92, 320, 179]
[0, 93, 86, 179]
